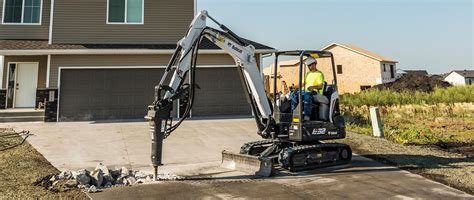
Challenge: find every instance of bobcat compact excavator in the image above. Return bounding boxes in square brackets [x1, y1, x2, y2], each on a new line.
[145, 10, 352, 178]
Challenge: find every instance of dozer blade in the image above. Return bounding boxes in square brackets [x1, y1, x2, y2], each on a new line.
[221, 150, 273, 177]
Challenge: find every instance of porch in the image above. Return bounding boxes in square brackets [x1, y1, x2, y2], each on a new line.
[2, 55, 49, 110]
[0, 108, 44, 122]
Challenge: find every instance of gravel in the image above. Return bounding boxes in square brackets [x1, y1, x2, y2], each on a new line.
[333, 131, 474, 194]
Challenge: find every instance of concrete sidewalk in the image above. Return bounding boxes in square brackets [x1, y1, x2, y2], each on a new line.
[5, 119, 473, 199]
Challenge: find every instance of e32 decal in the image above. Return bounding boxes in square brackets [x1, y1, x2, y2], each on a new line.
[312, 128, 326, 135]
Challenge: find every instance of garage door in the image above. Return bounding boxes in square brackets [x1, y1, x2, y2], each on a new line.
[59, 67, 251, 121]
[192, 68, 251, 116]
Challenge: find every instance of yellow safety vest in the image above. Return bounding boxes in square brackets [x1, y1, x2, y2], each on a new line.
[303, 70, 325, 93]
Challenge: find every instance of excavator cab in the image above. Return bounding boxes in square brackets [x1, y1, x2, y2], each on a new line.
[225, 51, 351, 174]
[271, 51, 346, 142]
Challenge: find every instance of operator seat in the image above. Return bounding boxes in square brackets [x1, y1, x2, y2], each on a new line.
[312, 82, 331, 121]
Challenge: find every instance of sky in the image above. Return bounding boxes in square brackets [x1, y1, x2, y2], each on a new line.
[198, 0, 473, 74]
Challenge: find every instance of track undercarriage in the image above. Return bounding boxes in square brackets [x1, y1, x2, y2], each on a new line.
[238, 139, 352, 173]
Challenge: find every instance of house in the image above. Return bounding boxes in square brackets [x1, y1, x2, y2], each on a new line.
[444, 70, 474, 85]
[396, 69, 429, 78]
[0, 0, 274, 122]
[401, 70, 429, 76]
[263, 43, 398, 94]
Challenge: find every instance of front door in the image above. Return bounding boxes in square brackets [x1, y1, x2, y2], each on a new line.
[14, 63, 38, 108]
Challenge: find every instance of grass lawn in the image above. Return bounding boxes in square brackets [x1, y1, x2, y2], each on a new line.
[0, 128, 88, 199]
[341, 86, 474, 145]
[343, 103, 474, 145]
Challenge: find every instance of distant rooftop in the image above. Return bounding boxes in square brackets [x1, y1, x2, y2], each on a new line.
[401, 70, 429, 76]
[321, 43, 397, 63]
[451, 70, 474, 78]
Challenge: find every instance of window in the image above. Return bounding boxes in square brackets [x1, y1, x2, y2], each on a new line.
[108, 0, 144, 24]
[2, 0, 42, 24]
[383, 64, 386, 72]
[337, 65, 343, 74]
[390, 65, 395, 78]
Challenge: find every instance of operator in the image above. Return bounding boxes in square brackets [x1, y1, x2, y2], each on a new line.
[290, 57, 325, 121]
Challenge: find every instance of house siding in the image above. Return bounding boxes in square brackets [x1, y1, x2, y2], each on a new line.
[0, 0, 51, 40]
[263, 46, 387, 94]
[444, 72, 466, 85]
[52, 0, 193, 44]
[263, 57, 336, 94]
[2, 55, 48, 89]
[380, 62, 397, 83]
[49, 54, 235, 87]
[325, 45, 382, 93]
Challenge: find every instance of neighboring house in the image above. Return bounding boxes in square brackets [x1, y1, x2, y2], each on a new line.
[395, 69, 429, 79]
[0, 0, 274, 121]
[396, 69, 429, 79]
[444, 70, 474, 85]
[263, 43, 398, 94]
[403, 70, 429, 76]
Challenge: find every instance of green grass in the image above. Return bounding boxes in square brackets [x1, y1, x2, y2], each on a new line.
[340, 86, 474, 145]
[341, 85, 474, 106]
[343, 104, 474, 144]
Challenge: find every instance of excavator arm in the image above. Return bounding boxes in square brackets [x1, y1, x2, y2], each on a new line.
[145, 10, 274, 178]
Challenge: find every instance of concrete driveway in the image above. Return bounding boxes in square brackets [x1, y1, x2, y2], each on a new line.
[6, 118, 260, 174]
[6, 119, 473, 199]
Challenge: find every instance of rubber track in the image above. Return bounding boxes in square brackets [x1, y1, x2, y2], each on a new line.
[239, 139, 274, 155]
[279, 143, 352, 172]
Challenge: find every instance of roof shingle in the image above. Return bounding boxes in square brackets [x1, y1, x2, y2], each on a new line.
[0, 38, 274, 51]
[452, 70, 474, 78]
[322, 43, 397, 63]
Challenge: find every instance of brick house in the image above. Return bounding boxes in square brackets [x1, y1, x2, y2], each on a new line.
[0, 0, 274, 121]
[263, 43, 397, 94]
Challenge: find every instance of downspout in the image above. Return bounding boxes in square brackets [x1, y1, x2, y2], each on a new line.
[48, 0, 55, 44]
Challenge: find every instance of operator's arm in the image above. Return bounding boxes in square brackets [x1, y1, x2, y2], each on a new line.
[307, 84, 323, 91]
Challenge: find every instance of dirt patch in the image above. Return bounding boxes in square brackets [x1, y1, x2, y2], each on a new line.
[430, 142, 474, 158]
[372, 74, 451, 92]
[331, 131, 474, 194]
[0, 128, 88, 199]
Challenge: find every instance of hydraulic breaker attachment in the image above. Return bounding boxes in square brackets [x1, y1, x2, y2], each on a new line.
[145, 102, 173, 180]
[221, 150, 273, 177]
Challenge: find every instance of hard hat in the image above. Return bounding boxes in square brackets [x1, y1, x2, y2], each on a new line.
[305, 57, 317, 66]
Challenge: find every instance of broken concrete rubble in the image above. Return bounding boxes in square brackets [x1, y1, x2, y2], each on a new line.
[87, 185, 100, 193]
[90, 168, 104, 187]
[58, 170, 73, 180]
[64, 179, 79, 188]
[73, 169, 91, 185]
[40, 163, 184, 193]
